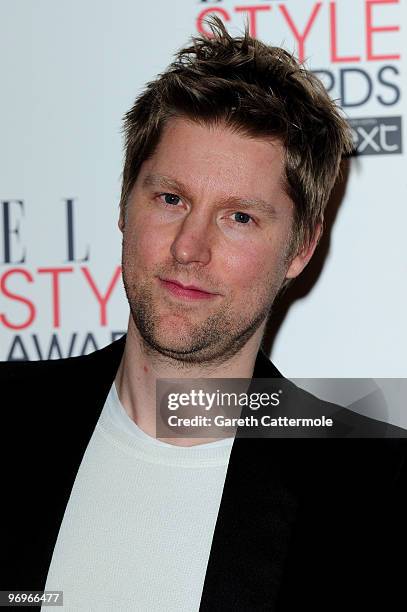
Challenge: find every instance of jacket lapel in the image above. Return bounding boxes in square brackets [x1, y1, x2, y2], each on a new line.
[199, 350, 299, 610]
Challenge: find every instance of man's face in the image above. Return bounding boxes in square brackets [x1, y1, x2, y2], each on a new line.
[120, 117, 313, 364]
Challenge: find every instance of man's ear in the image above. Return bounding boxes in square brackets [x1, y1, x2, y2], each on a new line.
[118, 208, 125, 234]
[285, 223, 322, 280]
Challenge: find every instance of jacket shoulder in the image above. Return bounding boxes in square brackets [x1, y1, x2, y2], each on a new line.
[253, 350, 407, 438]
[0, 335, 126, 382]
[0, 337, 125, 418]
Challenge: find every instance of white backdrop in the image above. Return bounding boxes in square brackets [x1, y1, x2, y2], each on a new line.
[1, 0, 406, 379]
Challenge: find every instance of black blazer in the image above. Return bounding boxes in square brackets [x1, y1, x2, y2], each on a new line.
[1, 336, 406, 611]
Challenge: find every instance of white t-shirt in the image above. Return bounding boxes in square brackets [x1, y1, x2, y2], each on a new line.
[43, 383, 234, 611]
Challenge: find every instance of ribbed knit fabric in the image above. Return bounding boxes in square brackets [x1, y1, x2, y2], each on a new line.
[43, 383, 234, 611]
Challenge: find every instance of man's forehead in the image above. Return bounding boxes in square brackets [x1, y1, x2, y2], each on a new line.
[157, 115, 284, 155]
[138, 119, 288, 200]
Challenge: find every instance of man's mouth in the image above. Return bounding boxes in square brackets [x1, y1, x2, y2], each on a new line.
[159, 278, 220, 301]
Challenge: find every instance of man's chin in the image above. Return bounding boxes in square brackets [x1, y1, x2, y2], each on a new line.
[133, 317, 259, 366]
[137, 326, 212, 362]
[145, 343, 206, 362]
[128, 297, 268, 365]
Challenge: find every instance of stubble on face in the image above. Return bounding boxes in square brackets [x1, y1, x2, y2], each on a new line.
[121, 238, 287, 368]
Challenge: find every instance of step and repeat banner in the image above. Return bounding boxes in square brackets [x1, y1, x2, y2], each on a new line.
[0, 0, 406, 378]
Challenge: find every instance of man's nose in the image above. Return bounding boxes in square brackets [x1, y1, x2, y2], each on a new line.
[170, 211, 212, 266]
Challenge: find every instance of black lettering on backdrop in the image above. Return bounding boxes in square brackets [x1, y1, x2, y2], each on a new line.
[313, 66, 401, 109]
[64, 198, 90, 263]
[377, 65, 400, 106]
[1, 200, 26, 264]
[7, 335, 30, 361]
[6, 331, 108, 361]
[340, 68, 372, 108]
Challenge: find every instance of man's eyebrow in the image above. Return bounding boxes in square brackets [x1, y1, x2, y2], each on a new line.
[142, 173, 277, 218]
[142, 173, 188, 194]
[217, 195, 278, 218]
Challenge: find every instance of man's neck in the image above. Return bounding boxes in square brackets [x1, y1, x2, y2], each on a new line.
[114, 317, 264, 446]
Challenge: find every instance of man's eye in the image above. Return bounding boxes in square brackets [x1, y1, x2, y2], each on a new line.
[160, 193, 181, 206]
[233, 211, 252, 224]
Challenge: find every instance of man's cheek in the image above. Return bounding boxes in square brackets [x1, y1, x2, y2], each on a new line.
[127, 229, 162, 263]
[227, 272, 262, 302]
[223, 251, 267, 284]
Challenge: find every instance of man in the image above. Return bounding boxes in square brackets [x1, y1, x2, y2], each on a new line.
[1, 18, 406, 611]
